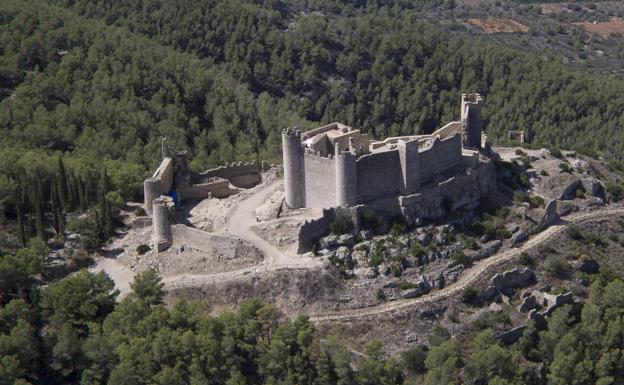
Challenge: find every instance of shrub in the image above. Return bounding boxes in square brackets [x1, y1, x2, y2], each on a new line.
[398, 281, 416, 290]
[329, 213, 353, 235]
[401, 345, 428, 375]
[545, 255, 571, 278]
[559, 162, 572, 173]
[540, 169, 549, 177]
[575, 188, 586, 199]
[376, 288, 386, 301]
[549, 147, 563, 159]
[566, 225, 584, 241]
[134, 207, 147, 217]
[606, 182, 624, 202]
[519, 252, 535, 267]
[515, 149, 526, 156]
[360, 209, 381, 233]
[136, 244, 151, 255]
[462, 287, 478, 304]
[496, 228, 512, 239]
[454, 251, 472, 267]
[410, 244, 426, 259]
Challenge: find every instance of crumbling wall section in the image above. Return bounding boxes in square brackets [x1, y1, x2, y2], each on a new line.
[180, 178, 241, 201]
[304, 151, 336, 208]
[193, 161, 262, 188]
[297, 208, 336, 253]
[144, 157, 174, 214]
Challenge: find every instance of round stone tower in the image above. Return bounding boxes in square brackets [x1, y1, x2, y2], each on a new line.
[143, 178, 162, 215]
[335, 143, 357, 207]
[282, 128, 305, 208]
[152, 197, 172, 252]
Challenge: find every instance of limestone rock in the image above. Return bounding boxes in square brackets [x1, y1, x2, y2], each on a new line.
[335, 246, 351, 262]
[491, 268, 536, 291]
[480, 285, 499, 303]
[337, 234, 355, 246]
[572, 258, 599, 274]
[472, 240, 502, 261]
[359, 230, 372, 241]
[518, 295, 538, 313]
[510, 230, 528, 246]
[353, 267, 377, 279]
[400, 278, 431, 299]
[320, 235, 338, 249]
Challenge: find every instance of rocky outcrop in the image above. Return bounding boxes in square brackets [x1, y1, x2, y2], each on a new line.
[536, 199, 558, 232]
[491, 268, 536, 292]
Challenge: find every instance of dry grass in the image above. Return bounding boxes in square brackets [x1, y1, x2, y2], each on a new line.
[467, 18, 529, 34]
[574, 18, 624, 38]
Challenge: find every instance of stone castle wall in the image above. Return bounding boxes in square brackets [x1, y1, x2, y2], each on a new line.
[418, 134, 462, 185]
[356, 150, 401, 203]
[297, 208, 336, 253]
[193, 161, 262, 188]
[304, 152, 336, 208]
[144, 157, 174, 214]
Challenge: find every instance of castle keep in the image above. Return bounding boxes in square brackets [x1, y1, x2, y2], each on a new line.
[282, 93, 487, 210]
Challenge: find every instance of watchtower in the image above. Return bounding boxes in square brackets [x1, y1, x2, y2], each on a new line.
[282, 128, 305, 208]
[461, 93, 483, 149]
[335, 141, 357, 207]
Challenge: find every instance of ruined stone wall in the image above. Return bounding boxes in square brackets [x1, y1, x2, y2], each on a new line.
[144, 157, 174, 214]
[193, 161, 262, 188]
[304, 152, 336, 208]
[297, 208, 336, 253]
[356, 150, 401, 202]
[180, 179, 241, 200]
[418, 134, 462, 184]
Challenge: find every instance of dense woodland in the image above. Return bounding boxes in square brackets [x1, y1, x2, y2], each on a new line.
[2, 248, 624, 385]
[3, 0, 624, 383]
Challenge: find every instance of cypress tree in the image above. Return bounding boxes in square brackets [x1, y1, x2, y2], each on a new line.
[51, 180, 60, 235]
[57, 157, 68, 210]
[16, 204, 26, 247]
[34, 176, 45, 240]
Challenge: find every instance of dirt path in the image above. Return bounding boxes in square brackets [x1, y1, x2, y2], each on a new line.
[221, 178, 319, 266]
[305, 207, 624, 323]
[90, 254, 134, 296]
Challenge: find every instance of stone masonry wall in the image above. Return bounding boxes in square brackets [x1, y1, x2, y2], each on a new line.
[304, 153, 336, 208]
[297, 208, 336, 253]
[193, 161, 262, 188]
[418, 134, 462, 184]
[356, 150, 401, 202]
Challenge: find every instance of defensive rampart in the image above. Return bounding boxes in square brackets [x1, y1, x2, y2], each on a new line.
[303, 151, 336, 208]
[193, 161, 262, 188]
[356, 150, 401, 202]
[418, 134, 462, 185]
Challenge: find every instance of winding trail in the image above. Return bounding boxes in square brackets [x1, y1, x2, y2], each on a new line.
[305, 207, 624, 323]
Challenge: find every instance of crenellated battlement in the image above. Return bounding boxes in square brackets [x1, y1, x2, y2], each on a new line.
[283, 92, 486, 210]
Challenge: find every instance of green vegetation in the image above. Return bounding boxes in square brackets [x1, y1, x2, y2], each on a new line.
[462, 287, 478, 304]
[135, 244, 151, 255]
[545, 255, 572, 278]
[329, 213, 354, 235]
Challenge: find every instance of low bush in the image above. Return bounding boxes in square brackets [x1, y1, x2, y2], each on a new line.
[606, 182, 624, 202]
[134, 207, 147, 217]
[136, 244, 151, 255]
[545, 255, 571, 278]
[462, 287, 478, 304]
[454, 251, 472, 267]
[540, 169, 549, 176]
[559, 162, 572, 173]
[329, 213, 353, 235]
[519, 252, 535, 267]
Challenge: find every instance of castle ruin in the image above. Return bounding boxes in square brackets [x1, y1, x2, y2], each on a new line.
[282, 93, 488, 210]
[143, 146, 265, 252]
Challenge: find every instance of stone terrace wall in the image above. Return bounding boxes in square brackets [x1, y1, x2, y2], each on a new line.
[304, 152, 336, 208]
[171, 224, 259, 261]
[418, 134, 462, 185]
[193, 161, 262, 188]
[356, 150, 401, 202]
